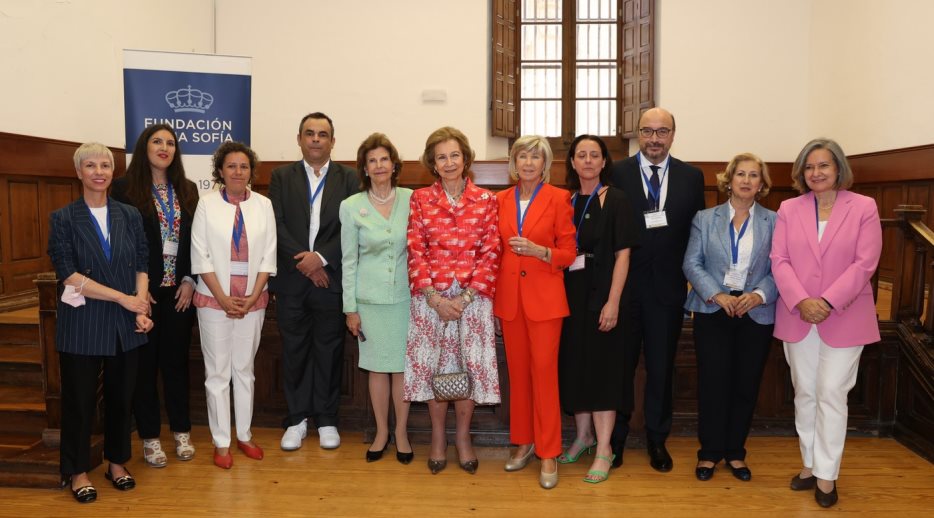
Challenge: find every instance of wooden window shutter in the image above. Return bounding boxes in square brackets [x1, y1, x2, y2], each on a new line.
[492, 0, 518, 138]
[621, 0, 654, 138]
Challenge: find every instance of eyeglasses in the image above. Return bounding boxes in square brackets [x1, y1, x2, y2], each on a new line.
[639, 127, 672, 138]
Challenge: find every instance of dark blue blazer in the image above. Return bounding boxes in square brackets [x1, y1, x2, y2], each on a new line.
[610, 155, 706, 307]
[47, 198, 149, 356]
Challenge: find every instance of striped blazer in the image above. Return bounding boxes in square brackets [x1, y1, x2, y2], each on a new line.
[47, 198, 150, 356]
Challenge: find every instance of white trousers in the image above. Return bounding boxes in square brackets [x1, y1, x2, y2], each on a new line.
[197, 306, 265, 448]
[783, 325, 863, 481]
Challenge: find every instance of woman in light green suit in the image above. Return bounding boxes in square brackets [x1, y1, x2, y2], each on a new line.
[340, 133, 414, 464]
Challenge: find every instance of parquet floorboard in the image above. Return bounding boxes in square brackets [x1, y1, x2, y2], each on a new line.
[0, 427, 930, 517]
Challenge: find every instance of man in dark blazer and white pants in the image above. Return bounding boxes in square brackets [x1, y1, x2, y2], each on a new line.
[269, 112, 359, 451]
[610, 107, 705, 471]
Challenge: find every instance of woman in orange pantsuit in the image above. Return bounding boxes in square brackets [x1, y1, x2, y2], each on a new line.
[495, 135, 577, 489]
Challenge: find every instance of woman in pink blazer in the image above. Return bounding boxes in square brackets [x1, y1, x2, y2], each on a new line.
[770, 138, 882, 509]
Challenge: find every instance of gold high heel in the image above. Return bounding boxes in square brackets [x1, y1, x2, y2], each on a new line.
[504, 444, 535, 472]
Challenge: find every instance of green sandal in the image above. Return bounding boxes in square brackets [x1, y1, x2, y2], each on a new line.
[557, 438, 597, 464]
[583, 454, 616, 484]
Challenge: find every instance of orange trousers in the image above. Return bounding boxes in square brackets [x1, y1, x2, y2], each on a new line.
[502, 311, 563, 459]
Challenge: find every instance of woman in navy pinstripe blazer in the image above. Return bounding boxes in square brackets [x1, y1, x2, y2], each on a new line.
[48, 142, 152, 504]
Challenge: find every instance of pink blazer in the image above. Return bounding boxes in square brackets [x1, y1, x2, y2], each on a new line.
[770, 190, 882, 347]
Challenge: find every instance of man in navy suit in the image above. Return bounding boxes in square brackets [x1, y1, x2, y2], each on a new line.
[609, 108, 705, 471]
[269, 113, 359, 451]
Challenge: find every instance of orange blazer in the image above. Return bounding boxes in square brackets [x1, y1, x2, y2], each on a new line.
[493, 183, 577, 322]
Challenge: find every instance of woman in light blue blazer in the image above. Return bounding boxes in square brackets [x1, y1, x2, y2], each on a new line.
[683, 152, 777, 483]
[340, 133, 413, 464]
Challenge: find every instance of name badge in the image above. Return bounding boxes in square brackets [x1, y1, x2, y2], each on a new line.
[644, 210, 668, 229]
[723, 266, 747, 290]
[230, 261, 249, 276]
[163, 239, 179, 257]
[569, 254, 586, 272]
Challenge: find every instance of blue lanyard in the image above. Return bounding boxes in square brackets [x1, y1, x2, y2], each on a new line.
[151, 183, 176, 240]
[637, 152, 669, 210]
[86, 201, 111, 261]
[515, 182, 544, 236]
[814, 196, 819, 231]
[570, 182, 602, 248]
[221, 189, 246, 253]
[729, 215, 750, 265]
[305, 171, 327, 208]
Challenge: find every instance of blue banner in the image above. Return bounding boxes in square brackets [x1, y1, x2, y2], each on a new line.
[123, 68, 251, 155]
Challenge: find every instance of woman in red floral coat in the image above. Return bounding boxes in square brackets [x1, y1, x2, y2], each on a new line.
[403, 127, 502, 475]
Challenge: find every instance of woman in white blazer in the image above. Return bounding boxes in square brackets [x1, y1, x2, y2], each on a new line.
[191, 142, 276, 469]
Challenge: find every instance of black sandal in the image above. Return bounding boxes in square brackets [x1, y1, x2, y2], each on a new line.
[104, 466, 136, 491]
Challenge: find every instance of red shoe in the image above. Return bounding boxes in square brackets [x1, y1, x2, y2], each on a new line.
[237, 440, 264, 460]
[213, 448, 233, 469]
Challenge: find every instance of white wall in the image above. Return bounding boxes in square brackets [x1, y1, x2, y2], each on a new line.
[216, 0, 509, 162]
[2, 0, 933, 163]
[808, 0, 934, 154]
[0, 0, 214, 145]
[650, 0, 813, 162]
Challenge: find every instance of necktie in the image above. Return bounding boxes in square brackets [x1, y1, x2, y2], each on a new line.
[649, 165, 661, 209]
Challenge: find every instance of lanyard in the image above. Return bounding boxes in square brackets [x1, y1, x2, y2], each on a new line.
[86, 201, 111, 261]
[570, 182, 602, 248]
[305, 171, 327, 208]
[814, 196, 820, 231]
[637, 152, 669, 210]
[221, 189, 246, 253]
[515, 181, 544, 236]
[729, 215, 750, 265]
[151, 183, 176, 239]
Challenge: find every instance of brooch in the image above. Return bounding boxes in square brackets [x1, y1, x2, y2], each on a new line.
[359, 208, 369, 217]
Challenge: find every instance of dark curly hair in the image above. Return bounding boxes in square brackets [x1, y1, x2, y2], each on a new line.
[355, 133, 403, 190]
[211, 141, 259, 186]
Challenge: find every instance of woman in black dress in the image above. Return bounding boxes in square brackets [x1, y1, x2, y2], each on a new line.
[557, 135, 638, 484]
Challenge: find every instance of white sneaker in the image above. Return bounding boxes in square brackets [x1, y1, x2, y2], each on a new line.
[318, 426, 341, 449]
[281, 418, 308, 451]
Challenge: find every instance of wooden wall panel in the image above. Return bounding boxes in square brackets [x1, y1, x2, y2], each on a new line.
[0, 133, 121, 307]
[8, 181, 41, 261]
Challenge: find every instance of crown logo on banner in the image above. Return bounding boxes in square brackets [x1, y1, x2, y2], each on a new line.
[165, 85, 215, 113]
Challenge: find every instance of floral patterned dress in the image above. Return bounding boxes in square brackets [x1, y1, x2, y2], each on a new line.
[403, 179, 502, 404]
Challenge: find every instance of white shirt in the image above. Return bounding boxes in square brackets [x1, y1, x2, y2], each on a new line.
[727, 200, 767, 304]
[89, 205, 109, 242]
[304, 159, 330, 266]
[638, 153, 670, 210]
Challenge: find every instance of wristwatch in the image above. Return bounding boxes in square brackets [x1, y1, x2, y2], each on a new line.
[461, 289, 474, 306]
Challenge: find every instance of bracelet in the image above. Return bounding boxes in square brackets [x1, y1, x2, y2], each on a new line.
[461, 289, 474, 306]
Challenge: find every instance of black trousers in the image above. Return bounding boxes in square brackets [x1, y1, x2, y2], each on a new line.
[693, 310, 773, 462]
[133, 285, 195, 438]
[276, 286, 345, 428]
[60, 346, 139, 476]
[612, 295, 685, 446]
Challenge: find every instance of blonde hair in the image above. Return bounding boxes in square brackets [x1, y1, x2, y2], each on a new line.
[73, 142, 114, 171]
[716, 152, 772, 199]
[508, 135, 554, 183]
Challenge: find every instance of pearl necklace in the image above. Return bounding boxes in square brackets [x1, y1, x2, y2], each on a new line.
[368, 187, 396, 205]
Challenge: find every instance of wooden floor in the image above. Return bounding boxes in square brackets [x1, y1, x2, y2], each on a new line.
[0, 427, 931, 517]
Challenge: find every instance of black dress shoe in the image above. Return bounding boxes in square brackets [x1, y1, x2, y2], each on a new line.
[396, 450, 414, 464]
[611, 443, 624, 469]
[366, 438, 389, 462]
[427, 458, 447, 474]
[646, 441, 673, 472]
[790, 474, 817, 491]
[815, 484, 838, 508]
[68, 477, 97, 504]
[695, 463, 715, 481]
[459, 459, 479, 474]
[104, 467, 136, 491]
[728, 462, 752, 481]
